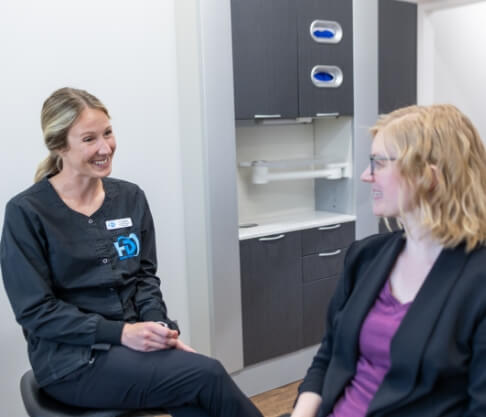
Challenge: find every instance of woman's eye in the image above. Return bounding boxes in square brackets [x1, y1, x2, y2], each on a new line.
[375, 159, 385, 168]
[83, 137, 94, 142]
[104, 129, 113, 137]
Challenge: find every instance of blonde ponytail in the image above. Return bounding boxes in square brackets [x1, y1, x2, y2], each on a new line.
[34, 153, 63, 183]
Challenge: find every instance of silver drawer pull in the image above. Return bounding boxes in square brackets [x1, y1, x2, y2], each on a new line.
[254, 114, 281, 119]
[318, 224, 341, 231]
[316, 112, 339, 118]
[258, 234, 285, 241]
[319, 249, 341, 257]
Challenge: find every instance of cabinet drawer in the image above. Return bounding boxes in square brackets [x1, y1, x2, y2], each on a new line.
[303, 276, 339, 347]
[301, 221, 355, 255]
[302, 247, 347, 283]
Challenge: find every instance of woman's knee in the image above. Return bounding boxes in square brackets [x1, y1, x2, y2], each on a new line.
[196, 356, 228, 382]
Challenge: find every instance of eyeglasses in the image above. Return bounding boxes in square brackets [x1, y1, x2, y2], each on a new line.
[369, 155, 396, 176]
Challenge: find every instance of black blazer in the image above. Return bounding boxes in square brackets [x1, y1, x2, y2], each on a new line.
[299, 231, 486, 417]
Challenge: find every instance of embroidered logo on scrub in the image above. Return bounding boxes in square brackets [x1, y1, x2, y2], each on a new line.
[113, 233, 140, 260]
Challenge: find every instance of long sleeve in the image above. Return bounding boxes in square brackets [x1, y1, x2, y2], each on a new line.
[1, 200, 124, 346]
[132, 191, 179, 330]
[464, 309, 486, 416]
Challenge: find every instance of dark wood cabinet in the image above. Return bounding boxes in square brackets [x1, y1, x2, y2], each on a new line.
[302, 248, 347, 283]
[303, 276, 339, 346]
[240, 221, 355, 365]
[379, 0, 417, 114]
[230, 0, 353, 120]
[240, 231, 303, 366]
[298, 0, 354, 116]
[301, 221, 355, 255]
[231, 0, 299, 120]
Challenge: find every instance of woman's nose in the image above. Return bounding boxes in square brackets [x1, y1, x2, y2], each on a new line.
[97, 138, 113, 155]
[360, 164, 373, 183]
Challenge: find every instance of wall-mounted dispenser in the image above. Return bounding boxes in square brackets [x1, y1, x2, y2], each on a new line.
[311, 65, 343, 88]
[310, 20, 343, 44]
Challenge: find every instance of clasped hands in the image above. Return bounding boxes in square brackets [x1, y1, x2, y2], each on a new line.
[121, 322, 196, 353]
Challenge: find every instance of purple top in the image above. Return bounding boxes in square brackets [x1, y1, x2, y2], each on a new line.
[328, 280, 411, 417]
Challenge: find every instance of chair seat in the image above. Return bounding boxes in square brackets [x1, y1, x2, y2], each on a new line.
[20, 369, 168, 417]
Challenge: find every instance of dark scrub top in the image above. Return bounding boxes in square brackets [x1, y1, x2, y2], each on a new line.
[0, 177, 178, 386]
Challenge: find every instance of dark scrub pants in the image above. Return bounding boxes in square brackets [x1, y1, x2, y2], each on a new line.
[43, 346, 263, 417]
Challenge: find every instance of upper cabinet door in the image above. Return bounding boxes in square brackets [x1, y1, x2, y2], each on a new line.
[231, 0, 299, 120]
[379, 0, 417, 114]
[297, 0, 354, 117]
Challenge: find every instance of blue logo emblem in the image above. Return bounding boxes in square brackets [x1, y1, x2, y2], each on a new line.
[113, 233, 140, 260]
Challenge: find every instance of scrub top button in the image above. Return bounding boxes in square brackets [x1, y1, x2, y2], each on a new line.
[102, 258, 108, 264]
[88, 219, 94, 224]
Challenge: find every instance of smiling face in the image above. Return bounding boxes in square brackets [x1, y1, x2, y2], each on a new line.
[59, 107, 116, 180]
[361, 131, 411, 218]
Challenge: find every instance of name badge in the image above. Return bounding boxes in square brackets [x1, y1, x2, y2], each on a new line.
[105, 217, 133, 230]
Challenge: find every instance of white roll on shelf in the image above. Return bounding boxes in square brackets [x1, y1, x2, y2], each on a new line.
[239, 158, 351, 184]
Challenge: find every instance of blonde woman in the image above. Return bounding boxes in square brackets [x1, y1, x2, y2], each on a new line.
[1, 87, 263, 417]
[291, 104, 486, 417]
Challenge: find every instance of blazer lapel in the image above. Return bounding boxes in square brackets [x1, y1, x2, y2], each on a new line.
[321, 234, 405, 413]
[367, 244, 470, 415]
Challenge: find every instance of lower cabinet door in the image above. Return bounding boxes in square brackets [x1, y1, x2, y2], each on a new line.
[240, 231, 303, 366]
[303, 276, 339, 347]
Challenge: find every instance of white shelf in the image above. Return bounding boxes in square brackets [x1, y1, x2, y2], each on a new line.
[238, 211, 356, 240]
[239, 158, 351, 184]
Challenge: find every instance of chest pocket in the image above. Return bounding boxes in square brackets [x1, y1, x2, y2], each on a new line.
[108, 228, 143, 279]
[112, 231, 141, 260]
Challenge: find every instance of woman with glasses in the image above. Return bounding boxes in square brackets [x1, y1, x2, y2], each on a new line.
[290, 104, 486, 417]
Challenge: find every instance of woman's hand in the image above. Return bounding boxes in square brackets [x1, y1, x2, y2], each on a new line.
[175, 339, 197, 353]
[291, 392, 322, 417]
[121, 322, 179, 352]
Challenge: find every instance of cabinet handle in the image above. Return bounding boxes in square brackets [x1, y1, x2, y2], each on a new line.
[318, 249, 341, 257]
[254, 114, 281, 119]
[318, 224, 341, 231]
[258, 234, 285, 241]
[316, 112, 339, 118]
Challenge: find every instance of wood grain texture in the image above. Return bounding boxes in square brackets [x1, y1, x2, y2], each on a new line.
[240, 232, 304, 366]
[153, 379, 301, 416]
[250, 380, 300, 417]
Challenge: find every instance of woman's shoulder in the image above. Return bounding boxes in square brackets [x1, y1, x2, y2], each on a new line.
[347, 230, 403, 264]
[103, 177, 145, 198]
[6, 179, 50, 209]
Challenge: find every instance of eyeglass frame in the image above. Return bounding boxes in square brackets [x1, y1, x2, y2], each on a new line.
[369, 155, 397, 176]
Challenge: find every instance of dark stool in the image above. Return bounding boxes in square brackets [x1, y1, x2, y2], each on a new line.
[20, 369, 170, 417]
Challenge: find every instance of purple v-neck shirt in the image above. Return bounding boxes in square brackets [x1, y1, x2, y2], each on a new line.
[328, 280, 411, 417]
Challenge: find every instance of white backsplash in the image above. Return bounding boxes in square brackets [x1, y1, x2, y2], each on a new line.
[236, 123, 315, 223]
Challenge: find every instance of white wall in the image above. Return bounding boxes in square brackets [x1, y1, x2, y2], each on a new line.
[353, 0, 379, 238]
[418, 0, 486, 140]
[0, 1, 190, 415]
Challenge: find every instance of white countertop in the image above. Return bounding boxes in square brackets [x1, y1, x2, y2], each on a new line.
[238, 211, 356, 240]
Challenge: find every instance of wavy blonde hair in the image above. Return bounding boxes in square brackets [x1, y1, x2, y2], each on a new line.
[35, 87, 110, 182]
[371, 104, 486, 252]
